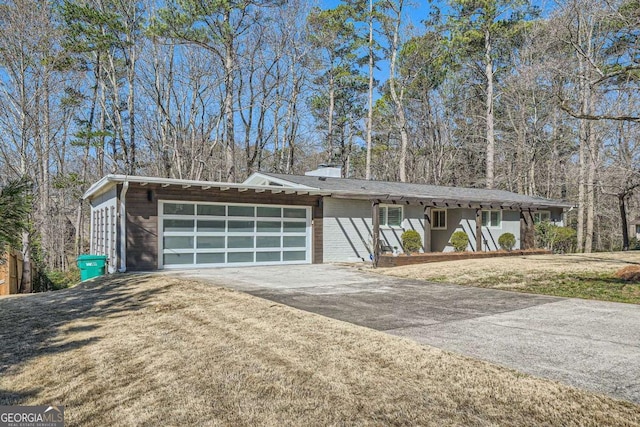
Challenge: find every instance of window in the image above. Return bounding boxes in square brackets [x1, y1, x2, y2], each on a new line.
[481, 210, 502, 228]
[378, 205, 403, 227]
[431, 209, 447, 230]
[533, 211, 551, 224]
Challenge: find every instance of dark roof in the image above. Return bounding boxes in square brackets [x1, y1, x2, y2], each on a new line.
[261, 173, 573, 209]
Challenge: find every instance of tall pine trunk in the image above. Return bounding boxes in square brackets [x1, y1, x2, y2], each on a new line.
[365, 0, 374, 180]
[484, 28, 495, 189]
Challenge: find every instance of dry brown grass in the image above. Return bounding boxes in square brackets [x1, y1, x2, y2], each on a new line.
[376, 252, 640, 303]
[378, 252, 640, 284]
[1, 275, 639, 426]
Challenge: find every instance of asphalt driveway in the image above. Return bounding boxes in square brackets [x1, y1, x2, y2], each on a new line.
[175, 264, 640, 403]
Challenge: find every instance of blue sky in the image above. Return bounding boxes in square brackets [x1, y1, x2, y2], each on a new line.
[319, 0, 556, 22]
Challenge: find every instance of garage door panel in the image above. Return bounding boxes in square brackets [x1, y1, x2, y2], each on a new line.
[197, 220, 225, 232]
[164, 253, 194, 265]
[257, 236, 280, 247]
[228, 252, 254, 263]
[257, 207, 281, 217]
[164, 219, 194, 231]
[164, 236, 194, 249]
[160, 201, 311, 268]
[283, 251, 306, 261]
[196, 253, 225, 264]
[197, 236, 224, 248]
[257, 252, 280, 262]
[197, 205, 225, 216]
[164, 203, 195, 215]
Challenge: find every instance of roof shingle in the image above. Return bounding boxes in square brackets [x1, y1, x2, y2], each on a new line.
[261, 173, 573, 209]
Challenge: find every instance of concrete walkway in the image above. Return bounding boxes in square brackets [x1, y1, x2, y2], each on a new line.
[175, 264, 640, 403]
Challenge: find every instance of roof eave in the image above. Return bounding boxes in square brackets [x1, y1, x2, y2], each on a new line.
[243, 172, 316, 189]
[83, 175, 330, 200]
[328, 191, 574, 210]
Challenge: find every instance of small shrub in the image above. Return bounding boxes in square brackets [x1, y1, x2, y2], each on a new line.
[614, 266, 640, 282]
[46, 268, 81, 290]
[450, 231, 469, 252]
[498, 233, 516, 251]
[535, 222, 577, 253]
[401, 230, 422, 254]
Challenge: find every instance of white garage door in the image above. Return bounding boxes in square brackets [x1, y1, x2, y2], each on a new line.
[159, 201, 312, 268]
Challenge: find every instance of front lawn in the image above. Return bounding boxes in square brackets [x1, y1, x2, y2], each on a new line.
[1, 275, 638, 426]
[378, 252, 640, 304]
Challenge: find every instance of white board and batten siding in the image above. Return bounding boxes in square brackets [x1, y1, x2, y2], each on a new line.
[322, 198, 426, 262]
[89, 186, 118, 273]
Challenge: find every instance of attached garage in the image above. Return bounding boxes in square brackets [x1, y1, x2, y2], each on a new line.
[84, 175, 325, 271]
[159, 201, 311, 268]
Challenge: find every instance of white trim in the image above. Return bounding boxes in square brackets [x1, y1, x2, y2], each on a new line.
[431, 208, 447, 230]
[83, 174, 323, 200]
[158, 200, 312, 269]
[119, 181, 129, 272]
[379, 204, 404, 229]
[243, 172, 314, 188]
[533, 210, 551, 224]
[481, 209, 502, 229]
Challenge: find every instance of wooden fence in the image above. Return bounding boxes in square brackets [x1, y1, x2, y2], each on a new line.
[0, 249, 25, 296]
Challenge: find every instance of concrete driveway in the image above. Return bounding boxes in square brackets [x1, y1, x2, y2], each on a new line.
[175, 264, 640, 403]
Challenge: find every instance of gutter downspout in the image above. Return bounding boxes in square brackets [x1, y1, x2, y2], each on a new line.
[119, 180, 129, 272]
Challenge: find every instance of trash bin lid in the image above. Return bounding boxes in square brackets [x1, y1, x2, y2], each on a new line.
[77, 254, 108, 261]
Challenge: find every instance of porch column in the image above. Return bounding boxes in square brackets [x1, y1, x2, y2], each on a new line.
[424, 206, 432, 252]
[372, 201, 380, 267]
[520, 209, 535, 249]
[475, 208, 482, 252]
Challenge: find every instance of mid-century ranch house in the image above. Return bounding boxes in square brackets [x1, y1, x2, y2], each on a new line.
[83, 166, 572, 272]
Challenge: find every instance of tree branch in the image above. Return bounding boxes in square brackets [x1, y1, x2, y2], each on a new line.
[557, 94, 640, 122]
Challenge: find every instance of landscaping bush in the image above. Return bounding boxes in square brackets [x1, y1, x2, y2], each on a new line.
[46, 268, 81, 290]
[450, 231, 469, 252]
[498, 233, 516, 251]
[401, 230, 422, 254]
[535, 222, 577, 253]
[614, 266, 640, 282]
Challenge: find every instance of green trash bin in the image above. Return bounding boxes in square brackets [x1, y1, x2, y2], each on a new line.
[77, 255, 108, 281]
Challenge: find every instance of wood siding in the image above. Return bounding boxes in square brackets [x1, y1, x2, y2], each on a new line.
[125, 183, 323, 271]
[0, 250, 25, 296]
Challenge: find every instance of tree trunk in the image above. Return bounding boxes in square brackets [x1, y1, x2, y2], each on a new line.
[327, 68, 335, 163]
[484, 28, 495, 189]
[619, 193, 630, 251]
[224, 10, 236, 182]
[365, 0, 374, 180]
[387, 0, 408, 182]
